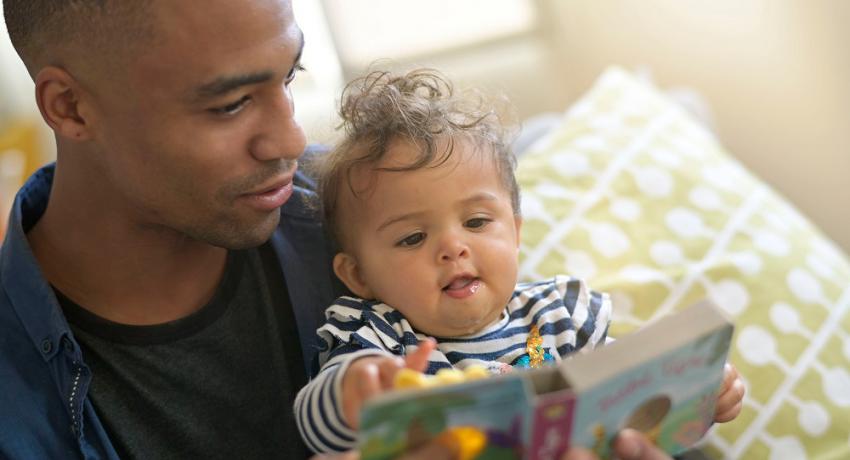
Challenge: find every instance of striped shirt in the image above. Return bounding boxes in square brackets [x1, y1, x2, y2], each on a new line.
[294, 275, 612, 453]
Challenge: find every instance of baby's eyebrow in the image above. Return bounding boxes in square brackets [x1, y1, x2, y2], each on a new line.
[376, 211, 426, 233]
[460, 192, 499, 205]
[376, 192, 501, 232]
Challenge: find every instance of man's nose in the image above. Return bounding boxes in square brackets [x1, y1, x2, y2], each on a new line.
[250, 85, 306, 162]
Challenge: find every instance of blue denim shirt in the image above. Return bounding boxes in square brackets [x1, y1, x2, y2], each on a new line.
[0, 160, 340, 459]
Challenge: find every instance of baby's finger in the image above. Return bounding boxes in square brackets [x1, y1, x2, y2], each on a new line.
[344, 363, 382, 429]
[377, 356, 406, 388]
[715, 400, 743, 423]
[561, 447, 597, 460]
[715, 379, 745, 421]
[612, 429, 672, 460]
[405, 338, 437, 372]
[356, 362, 382, 400]
[718, 363, 734, 392]
[345, 362, 383, 402]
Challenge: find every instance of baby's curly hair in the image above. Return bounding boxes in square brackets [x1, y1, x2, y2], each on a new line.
[314, 68, 520, 246]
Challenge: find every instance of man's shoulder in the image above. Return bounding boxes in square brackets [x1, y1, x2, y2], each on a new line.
[0, 280, 53, 415]
[280, 144, 329, 221]
[294, 143, 330, 189]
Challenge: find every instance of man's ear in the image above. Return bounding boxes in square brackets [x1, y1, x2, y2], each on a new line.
[34, 66, 94, 142]
[333, 252, 374, 299]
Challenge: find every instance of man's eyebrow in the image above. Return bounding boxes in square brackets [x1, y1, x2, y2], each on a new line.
[194, 72, 275, 99]
[192, 30, 305, 100]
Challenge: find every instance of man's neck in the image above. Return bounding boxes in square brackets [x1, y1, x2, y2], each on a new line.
[28, 170, 228, 326]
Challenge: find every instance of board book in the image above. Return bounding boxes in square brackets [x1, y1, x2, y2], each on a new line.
[358, 300, 734, 460]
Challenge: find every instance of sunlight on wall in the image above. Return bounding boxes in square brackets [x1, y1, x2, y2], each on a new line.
[538, 0, 850, 252]
[0, 0, 38, 120]
[290, 0, 345, 143]
[321, 0, 536, 70]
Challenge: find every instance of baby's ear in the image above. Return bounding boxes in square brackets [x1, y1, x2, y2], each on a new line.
[514, 215, 523, 249]
[333, 252, 374, 299]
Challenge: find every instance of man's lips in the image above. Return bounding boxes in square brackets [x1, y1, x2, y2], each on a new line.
[442, 276, 481, 299]
[239, 176, 294, 212]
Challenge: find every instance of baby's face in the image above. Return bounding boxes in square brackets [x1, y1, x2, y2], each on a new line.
[334, 139, 521, 338]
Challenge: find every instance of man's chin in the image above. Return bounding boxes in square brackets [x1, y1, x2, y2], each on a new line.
[198, 213, 281, 250]
[215, 233, 273, 250]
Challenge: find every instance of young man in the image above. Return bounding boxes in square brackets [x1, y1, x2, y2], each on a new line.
[1, 1, 337, 457]
[0, 1, 677, 459]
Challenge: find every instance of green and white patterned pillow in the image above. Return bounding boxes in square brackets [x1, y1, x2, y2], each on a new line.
[516, 68, 850, 460]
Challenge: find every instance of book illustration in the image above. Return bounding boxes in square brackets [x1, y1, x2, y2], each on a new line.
[359, 374, 530, 460]
[359, 301, 733, 460]
[513, 325, 556, 369]
[622, 395, 671, 443]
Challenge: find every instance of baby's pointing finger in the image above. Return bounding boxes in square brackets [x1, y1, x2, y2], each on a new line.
[405, 338, 437, 372]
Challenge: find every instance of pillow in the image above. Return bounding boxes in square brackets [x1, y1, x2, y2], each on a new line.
[516, 68, 850, 460]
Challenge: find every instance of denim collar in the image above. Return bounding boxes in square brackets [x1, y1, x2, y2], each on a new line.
[0, 164, 70, 362]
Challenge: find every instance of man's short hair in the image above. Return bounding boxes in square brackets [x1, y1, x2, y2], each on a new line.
[3, 0, 150, 75]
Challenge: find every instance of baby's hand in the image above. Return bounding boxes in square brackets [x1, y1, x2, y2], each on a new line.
[714, 363, 745, 423]
[341, 338, 437, 429]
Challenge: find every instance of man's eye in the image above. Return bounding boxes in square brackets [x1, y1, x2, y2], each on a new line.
[465, 218, 491, 229]
[286, 63, 306, 84]
[397, 232, 425, 247]
[210, 95, 251, 116]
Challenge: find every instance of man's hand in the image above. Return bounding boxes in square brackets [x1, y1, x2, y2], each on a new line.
[563, 429, 673, 460]
[340, 339, 437, 429]
[714, 362, 745, 423]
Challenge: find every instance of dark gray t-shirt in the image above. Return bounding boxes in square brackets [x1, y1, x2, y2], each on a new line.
[58, 244, 309, 459]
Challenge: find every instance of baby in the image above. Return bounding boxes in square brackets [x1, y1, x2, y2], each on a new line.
[294, 69, 744, 454]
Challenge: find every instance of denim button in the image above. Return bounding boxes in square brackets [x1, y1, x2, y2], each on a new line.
[41, 339, 53, 354]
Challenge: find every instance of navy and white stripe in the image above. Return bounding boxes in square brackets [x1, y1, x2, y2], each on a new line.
[294, 275, 612, 453]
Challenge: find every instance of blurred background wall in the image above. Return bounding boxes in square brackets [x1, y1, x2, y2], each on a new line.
[1, 0, 847, 252]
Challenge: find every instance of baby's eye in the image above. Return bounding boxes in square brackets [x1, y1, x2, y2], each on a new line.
[465, 218, 491, 229]
[397, 232, 425, 247]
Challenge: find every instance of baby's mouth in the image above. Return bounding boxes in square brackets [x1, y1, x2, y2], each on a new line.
[442, 276, 481, 299]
